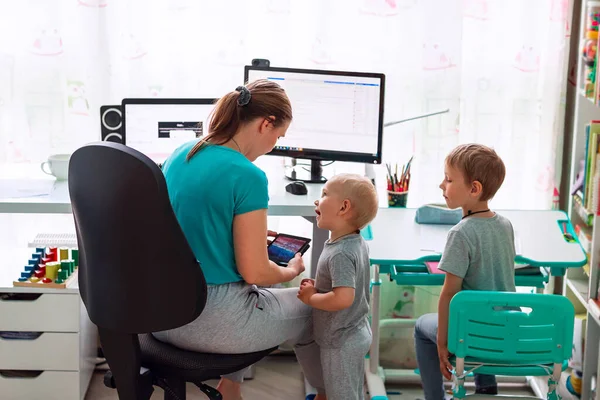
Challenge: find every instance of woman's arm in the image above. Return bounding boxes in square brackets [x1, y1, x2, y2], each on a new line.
[233, 209, 303, 285]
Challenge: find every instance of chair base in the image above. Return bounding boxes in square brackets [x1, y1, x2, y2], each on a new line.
[104, 370, 223, 400]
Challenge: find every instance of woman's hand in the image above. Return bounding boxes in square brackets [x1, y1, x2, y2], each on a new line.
[287, 253, 305, 277]
[267, 230, 278, 245]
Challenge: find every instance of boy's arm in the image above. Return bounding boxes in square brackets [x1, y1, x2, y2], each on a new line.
[437, 272, 463, 379]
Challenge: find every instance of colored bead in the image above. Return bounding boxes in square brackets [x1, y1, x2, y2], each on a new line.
[45, 262, 60, 280]
[42, 278, 52, 284]
[71, 249, 79, 267]
[29, 277, 40, 283]
[61, 261, 70, 274]
[18, 277, 28, 282]
[59, 247, 69, 261]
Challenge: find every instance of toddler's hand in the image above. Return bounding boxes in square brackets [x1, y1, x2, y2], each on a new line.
[300, 278, 315, 287]
[297, 283, 317, 305]
[287, 253, 305, 277]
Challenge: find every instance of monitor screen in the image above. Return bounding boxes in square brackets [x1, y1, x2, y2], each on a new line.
[244, 66, 385, 167]
[122, 98, 216, 162]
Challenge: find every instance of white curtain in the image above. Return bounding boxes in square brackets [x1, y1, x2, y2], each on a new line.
[0, 0, 571, 209]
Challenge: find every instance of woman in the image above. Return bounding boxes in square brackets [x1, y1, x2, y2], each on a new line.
[153, 80, 321, 400]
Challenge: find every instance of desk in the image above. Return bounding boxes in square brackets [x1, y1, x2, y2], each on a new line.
[0, 162, 391, 276]
[0, 163, 339, 277]
[364, 208, 587, 400]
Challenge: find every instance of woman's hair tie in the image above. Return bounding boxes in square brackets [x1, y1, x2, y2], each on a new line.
[235, 86, 251, 107]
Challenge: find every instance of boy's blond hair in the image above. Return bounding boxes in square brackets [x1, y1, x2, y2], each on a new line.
[328, 173, 378, 229]
[445, 143, 506, 201]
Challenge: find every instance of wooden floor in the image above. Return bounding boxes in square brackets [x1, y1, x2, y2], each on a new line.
[84, 354, 569, 400]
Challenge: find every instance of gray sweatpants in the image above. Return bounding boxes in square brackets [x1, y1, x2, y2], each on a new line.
[297, 323, 372, 400]
[152, 282, 320, 384]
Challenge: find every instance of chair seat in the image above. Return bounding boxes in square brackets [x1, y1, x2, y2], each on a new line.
[139, 333, 277, 381]
[451, 357, 568, 377]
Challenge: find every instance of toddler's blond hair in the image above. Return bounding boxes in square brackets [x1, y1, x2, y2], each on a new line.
[328, 173, 378, 229]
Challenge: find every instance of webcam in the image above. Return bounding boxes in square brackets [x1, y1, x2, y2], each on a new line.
[251, 58, 270, 67]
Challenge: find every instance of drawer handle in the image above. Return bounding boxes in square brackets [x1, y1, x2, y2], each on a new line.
[0, 332, 43, 340]
[0, 293, 42, 302]
[0, 370, 43, 378]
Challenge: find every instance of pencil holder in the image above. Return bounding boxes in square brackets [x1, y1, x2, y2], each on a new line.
[388, 190, 408, 208]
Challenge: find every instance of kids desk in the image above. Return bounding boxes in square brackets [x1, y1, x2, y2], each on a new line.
[364, 208, 587, 400]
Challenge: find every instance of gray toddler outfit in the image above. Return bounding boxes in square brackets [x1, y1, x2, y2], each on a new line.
[297, 233, 372, 400]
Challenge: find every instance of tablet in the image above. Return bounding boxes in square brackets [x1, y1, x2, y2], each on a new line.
[268, 234, 311, 266]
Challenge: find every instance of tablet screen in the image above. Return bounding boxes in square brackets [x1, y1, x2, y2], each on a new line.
[268, 235, 310, 265]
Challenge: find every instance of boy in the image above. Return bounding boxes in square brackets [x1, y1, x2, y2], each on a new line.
[414, 144, 516, 400]
[296, 173, 379, 400]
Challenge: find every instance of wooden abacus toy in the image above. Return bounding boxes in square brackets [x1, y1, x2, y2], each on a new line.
[13, 246, 79, 289]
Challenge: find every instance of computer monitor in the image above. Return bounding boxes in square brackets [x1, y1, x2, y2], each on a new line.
[245, 66, 385, 182]
[122, 98, 216, 163]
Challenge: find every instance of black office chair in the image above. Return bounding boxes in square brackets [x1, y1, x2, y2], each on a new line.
[68, 142, 276, 400]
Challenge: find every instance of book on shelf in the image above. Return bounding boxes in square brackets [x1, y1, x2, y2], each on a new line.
[584, 122, 600, 209]
[575, 223, 592, 253]
[572, 120, 600, 219]
[573, 193, 594, 226]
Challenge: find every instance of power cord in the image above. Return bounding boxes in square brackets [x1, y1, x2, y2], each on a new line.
[299, 160, 335, 173]
[295, 160, 334, 167]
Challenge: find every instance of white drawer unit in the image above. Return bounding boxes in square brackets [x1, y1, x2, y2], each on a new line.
[0, 332, 80, 370]
[0, 371, 80, 400]
[0, 289, 97, 400]
[0, 293, 80, 332]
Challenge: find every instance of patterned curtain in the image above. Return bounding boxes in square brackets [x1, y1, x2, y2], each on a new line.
[0, 0, 572, 208]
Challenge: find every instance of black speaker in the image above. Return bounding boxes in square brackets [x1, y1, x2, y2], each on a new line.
[100, 105, 124, 143]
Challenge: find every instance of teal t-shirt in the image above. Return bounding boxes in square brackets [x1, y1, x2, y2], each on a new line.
[162, 141, 269, 285]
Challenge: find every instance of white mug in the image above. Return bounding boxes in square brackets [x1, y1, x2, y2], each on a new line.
[41, 154, 71, 181]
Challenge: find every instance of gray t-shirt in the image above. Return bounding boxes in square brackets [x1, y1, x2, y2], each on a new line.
[313, 233, 371, 348]
[438, 213, 516, 292]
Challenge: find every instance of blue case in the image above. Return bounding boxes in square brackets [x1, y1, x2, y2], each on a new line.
[415, 203, 462, 225]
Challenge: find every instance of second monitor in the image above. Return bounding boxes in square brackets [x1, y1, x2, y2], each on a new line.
[245, 66, 385, 183]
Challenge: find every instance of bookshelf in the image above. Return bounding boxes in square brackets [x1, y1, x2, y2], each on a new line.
[568, 1, 600, 399]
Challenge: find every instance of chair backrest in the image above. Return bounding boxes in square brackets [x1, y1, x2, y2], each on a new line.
[68, 142, 206, 334]
[448, 291, 574, 365]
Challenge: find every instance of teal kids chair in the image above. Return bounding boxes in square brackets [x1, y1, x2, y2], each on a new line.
[448, 291, 574, 400]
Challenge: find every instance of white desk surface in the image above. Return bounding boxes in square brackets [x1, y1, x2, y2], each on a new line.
[0, 161, 389, 215]
[367, 208, 587, 268]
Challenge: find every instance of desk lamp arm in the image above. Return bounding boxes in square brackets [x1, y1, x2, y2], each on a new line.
[365, 109, 451, 183]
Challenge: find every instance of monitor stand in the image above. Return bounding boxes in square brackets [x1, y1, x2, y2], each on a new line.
[284, 159, 329, 183]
